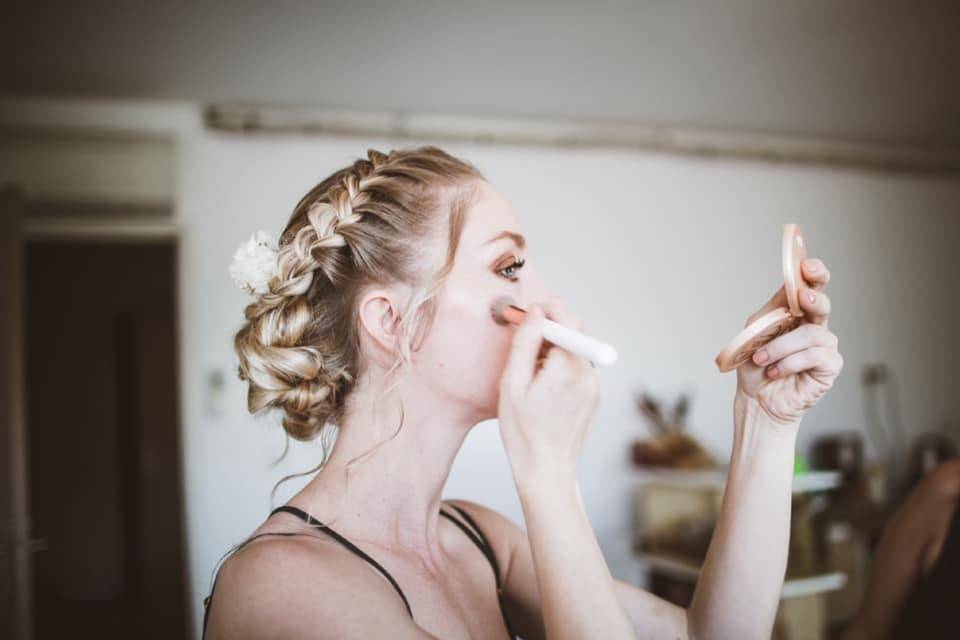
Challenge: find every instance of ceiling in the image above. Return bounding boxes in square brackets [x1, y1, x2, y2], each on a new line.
[3, 0, 959, 147]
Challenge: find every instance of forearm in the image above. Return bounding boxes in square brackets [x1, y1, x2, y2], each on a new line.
[514, 466, 635, 640]
[688, 391, 798, 639]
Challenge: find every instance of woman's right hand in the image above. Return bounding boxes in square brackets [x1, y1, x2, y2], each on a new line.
[497, 299, 601, 485]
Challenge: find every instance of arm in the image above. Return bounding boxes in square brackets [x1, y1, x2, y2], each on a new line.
[843, 460, 960, 640]
[457, 402, 797, 640]
[685, 393, 798, 638]
[688, 257, 842, 639]
[840, 494, 926, 640]
[497, 301, 636, 640]
[446, 502, 687, 640]
[490, 259, 841, 640]
[513, 465, 635, 640]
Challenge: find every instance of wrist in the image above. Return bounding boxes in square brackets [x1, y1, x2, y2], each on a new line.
[728, 391, 799, 486]
[512, 459, 579, 499]
[732, 391, 800, 469]
[734, 389, 801, 437]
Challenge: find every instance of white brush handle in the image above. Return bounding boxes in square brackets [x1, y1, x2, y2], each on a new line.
[541, 319, 618, 367]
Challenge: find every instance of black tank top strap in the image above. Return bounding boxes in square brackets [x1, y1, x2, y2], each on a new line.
[203, 503, 517, 640]
[440, 504, 504, 590]
[440, 503, 517, 639]
[268, 505, 414, 618]
[200, 506, 414, 640]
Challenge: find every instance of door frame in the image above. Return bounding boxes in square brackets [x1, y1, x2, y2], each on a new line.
[2, 184, 30, 640]
[3, 190, 183, 640]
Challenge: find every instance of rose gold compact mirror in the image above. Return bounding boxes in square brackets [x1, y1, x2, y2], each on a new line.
[715, 224, 806, 373]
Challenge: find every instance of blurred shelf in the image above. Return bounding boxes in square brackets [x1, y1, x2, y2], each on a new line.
[633, 469, 842, 493]
[636, 553, 847, 600]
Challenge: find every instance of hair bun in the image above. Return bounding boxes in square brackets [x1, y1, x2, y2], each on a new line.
[273, 377, 338, 441]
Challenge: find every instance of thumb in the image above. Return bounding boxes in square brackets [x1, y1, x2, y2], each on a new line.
[501, 304, 545, 394]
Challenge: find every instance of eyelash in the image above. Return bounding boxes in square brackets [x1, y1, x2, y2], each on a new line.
[497, 256, 526, 281]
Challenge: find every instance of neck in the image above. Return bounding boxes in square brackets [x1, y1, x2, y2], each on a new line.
[291, 374, 483, 566]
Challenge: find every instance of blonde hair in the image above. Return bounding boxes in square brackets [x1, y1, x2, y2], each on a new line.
[233, 146, 483, 455]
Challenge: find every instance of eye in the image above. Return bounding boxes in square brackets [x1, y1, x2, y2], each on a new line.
[496, 256, 526, 281]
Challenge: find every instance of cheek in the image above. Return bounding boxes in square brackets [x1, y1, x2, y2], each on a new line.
[417, 288, 515, 409]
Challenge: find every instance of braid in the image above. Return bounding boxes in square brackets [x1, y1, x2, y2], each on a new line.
[232, 146, 483, 443]
[249, 153, 383, 318]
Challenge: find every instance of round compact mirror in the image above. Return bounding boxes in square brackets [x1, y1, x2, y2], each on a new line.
[715, 224, 806, 373]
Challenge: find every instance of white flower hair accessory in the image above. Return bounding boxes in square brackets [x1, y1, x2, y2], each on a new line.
[229, 230, 280, 295]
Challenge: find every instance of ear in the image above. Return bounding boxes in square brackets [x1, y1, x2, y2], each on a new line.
[357, 288, 402, 367]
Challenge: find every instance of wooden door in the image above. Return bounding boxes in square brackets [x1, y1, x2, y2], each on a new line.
[24, 240, 187, 639]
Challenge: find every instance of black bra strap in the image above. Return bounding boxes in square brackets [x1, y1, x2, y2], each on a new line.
[440, 504, 516, 639]
[439, 506, 503, 590]
[441, 505, 504, 590]
[203, 504, 516, 639]
[269, 505, 414, 618]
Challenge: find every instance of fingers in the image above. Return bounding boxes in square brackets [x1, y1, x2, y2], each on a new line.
[752, 323, 838, 371]
[501, 304, 546, 393]
[539, 337, 600, 408]
[797, 286, 831, 326]
[801, 258, 830, 291]
[746, 258, 831, 327]
[536, 297, 594, 377]
[540, 341, 573, 378]
[764, 345, 844, 381]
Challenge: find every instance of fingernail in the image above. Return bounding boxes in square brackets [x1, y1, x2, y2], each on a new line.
[754, 349, 769, 364]
[808, 262, 818, 272]
[807, 291, 817, 304]
[768, 366, 779, 378]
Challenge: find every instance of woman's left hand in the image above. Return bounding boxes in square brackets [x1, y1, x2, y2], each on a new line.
[736, 257, 844, 426]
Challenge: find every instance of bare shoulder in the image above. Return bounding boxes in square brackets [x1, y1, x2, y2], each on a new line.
[443, 500, 526, 578]
[919, 459, 960, 502]
[444, 499, 526, 542]
[878, 460, 960, 571]
[443, 500, 548, 640]
[204, 533, 430, 640]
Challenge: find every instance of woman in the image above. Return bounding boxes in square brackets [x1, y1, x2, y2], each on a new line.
[204, 146, 843, 639]
[843, 458, 960, 639]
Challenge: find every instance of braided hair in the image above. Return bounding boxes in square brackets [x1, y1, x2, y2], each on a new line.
[234, 147, 483, 445]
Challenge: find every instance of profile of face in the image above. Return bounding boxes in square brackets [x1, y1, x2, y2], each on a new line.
[411, 180, 549, 422]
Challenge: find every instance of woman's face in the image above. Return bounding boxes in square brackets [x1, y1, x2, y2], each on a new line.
[413, 180, 549, 422]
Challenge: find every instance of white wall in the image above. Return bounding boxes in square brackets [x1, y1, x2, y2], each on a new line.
[3, 99, 960, 638]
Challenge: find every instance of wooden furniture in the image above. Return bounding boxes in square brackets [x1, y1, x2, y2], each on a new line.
[631, 469, 847, 640]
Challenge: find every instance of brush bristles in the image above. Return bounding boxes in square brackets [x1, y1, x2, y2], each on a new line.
[490, 295, 517, 325]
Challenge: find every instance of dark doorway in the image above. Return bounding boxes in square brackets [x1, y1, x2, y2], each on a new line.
[24, 241, 187, 639]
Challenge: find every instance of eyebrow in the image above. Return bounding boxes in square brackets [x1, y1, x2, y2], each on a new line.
[483, 231, 526, 249]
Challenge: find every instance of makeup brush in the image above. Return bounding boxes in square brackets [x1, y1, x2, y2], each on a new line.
[490, 296, 618, 367]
